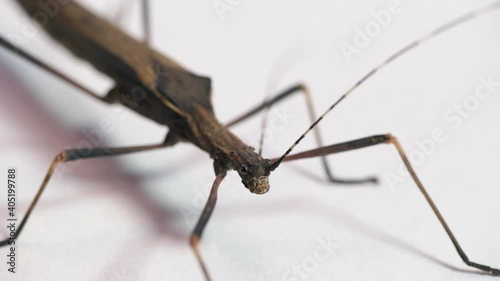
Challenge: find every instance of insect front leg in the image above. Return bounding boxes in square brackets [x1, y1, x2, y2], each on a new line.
[277, 134, 500, 276]
[190, 174, 226, 281]
[226, 83, 377, 185]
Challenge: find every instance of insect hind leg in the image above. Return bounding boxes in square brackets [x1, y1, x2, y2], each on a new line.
[0, 35, 119, 104]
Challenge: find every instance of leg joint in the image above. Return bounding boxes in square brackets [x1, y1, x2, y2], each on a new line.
[55, 151, 69, 162]
[189, 235, 200, 248]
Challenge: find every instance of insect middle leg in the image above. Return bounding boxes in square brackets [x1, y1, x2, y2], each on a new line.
[0, 142, 170, 247]
[226, 84, 377, 185]
[279, 134, 500, 276]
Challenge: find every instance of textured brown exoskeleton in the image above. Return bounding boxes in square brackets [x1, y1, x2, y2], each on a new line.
[0, 1, 499, 280]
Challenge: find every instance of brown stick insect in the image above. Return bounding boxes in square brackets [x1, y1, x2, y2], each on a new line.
[0, 0, 499, 280]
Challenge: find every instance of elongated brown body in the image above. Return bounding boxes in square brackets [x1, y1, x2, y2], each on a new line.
[17, 0, 271, 192]
[4, 2, 500, 280]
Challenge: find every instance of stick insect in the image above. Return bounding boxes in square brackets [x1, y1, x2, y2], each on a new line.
[0, 0, 499, 280]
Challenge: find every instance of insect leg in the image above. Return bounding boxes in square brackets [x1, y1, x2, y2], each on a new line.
[142, 0, 151, 45]
[114, 0, 151, 45]
[0, 35, 115, 104]
[226, 84, 377, 185]
[224, 85, 302, 127]
[190, 174, 226, 281]
[0, 142, 170, 247]
[277, 134, 500, 276]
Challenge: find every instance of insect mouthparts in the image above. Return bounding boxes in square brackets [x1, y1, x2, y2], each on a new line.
[245, 176, 270, 195]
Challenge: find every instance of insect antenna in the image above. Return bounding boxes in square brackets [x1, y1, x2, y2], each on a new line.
[270, 1, 500, 170]
[257, 96, 272, 156]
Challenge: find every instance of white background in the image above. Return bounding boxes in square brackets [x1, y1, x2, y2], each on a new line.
[1, 0, 500, 280]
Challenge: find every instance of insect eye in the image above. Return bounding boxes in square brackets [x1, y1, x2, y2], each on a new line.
[264, 159, 272, 166]
[239, 164, 249, 174]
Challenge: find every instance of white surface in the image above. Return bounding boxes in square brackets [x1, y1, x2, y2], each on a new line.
[1, 0, 500, 280]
